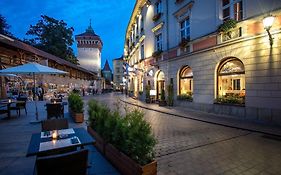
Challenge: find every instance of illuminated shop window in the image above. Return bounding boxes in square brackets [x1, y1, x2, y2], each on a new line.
[179, 66, 193, 95]
[217, 58, 245, 101]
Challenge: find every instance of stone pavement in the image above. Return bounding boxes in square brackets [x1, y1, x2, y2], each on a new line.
[0, 100, 119, 175]
[91, 93, 281, 175]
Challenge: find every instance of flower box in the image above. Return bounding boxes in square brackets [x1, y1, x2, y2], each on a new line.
[87, 127, 157, 175]
[72, 113, 84, 123]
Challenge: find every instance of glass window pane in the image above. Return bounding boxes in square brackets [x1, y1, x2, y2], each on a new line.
[222, 0, 230, 7]
[223, 7, 230, 19]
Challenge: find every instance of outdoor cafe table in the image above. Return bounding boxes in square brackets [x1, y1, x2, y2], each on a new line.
[0, 99, 24, 118]
[26, 128, 95, 157]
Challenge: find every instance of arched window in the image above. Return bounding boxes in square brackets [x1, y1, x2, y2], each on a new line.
[217, 58, 245, 101]
[179, 66, 193, 95]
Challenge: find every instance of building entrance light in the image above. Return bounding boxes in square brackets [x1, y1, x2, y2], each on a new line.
[263, 15, 275, 46]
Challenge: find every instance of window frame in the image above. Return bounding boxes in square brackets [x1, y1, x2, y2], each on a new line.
[155, 33, 163, 51]
[221, 0, 243, 21]
[180, 18, 190, 41]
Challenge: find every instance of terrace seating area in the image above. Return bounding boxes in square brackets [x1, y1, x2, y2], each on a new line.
[0, 100, 119, 175]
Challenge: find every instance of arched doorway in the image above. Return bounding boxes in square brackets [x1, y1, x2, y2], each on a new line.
[179, 66, 193, 95]
[156, 71, 165, 100]
[217, 58, 245, 103]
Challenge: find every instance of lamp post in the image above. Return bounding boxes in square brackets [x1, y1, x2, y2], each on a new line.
[263, 15, 275, 46]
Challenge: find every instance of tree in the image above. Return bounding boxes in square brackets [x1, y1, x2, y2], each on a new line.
[26, 15, 78, 64]
[0, 14, 13, 37]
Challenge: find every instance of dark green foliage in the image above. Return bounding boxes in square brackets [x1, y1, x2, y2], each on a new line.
[215, 96, 245, 105]
[160, 89, 165, 101]
[68, 93, 84, 113]
[177, 93, 193, 101]
[218, 19, 237, 33]
[26, 15, 78, 64]
[167, 84, 173, 106]
[0, 14, 13, 37]
[152, 50, 162, 58]
[88, 100, 156, 165]
[145, 85, 151, 99]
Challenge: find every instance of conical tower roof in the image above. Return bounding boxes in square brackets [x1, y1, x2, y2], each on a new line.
[102, 60, 111, 71]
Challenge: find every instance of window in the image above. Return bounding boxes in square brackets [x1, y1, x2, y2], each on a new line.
[180, 18, 190, 41]
[155, 33, 162, 51]
[217, 58, 245, 101]
[155, 1, 162, 14]
[140, 42, 145, 60]
[179, 66, 193, 95]
[233, 79, 240, 90]
[222, 0, 243, 21]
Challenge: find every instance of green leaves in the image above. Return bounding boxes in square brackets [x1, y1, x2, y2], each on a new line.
[26, 15, 78, 64]
[0, 14, 13, 37]
[88, 100, 156, 165]
[68, 93, 84, 113]
[218, 19, 237, 33]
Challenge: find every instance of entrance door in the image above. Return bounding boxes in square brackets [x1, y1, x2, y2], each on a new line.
[157, 80, 165, 100]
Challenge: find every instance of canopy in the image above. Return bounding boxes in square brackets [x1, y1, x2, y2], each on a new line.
[0, 73, 18, 77]
[0, 62, 68, 122]
[0, 62, 67, 74]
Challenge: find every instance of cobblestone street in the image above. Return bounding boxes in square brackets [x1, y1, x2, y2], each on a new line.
[91, 93, 281, 175]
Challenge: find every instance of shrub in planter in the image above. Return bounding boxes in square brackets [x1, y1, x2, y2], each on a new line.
[87, 100, 157, 174]
[68, 93, 84, 123]
[145, 85, 151, 103]
[159, 89, 167, 106]
[167, 84, 174, 106]
[177, 93, 193, 101]
[218, 19, 237, 39]
[215, 96, 244, 105]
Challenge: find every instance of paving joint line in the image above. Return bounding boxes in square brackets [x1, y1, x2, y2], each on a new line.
[155, 132, 251, 158]
[120, 99, 281, 137]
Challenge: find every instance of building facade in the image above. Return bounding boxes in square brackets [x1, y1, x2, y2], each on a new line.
[113, 56, 124, 90]
[75, 22, 103, 74]
[0, 34, 96, 99]
[101, 60, 113, 90]
[124, 0, 281, 125]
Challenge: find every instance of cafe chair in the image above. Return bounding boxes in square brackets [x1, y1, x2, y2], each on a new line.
[46, 103, 64, 119]
[41, 118, 69, 132]
[51, 98, 62, 103]
[9, 101, 27, 117]
[36, 149, 89, 175]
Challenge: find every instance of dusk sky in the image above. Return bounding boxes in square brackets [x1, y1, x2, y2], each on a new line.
[0, 0, 135, 69]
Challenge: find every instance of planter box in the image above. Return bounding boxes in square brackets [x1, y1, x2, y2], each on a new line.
[159, 100, 167, 106]
[87, 127, 157, 175]
[87, 126, 106, 154]
[72, 112, 84, 123]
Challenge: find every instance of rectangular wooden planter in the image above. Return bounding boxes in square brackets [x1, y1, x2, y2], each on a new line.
[87, 126, 106, 154]
[87, 127, 157, 175]
[72, 113, 84, 123]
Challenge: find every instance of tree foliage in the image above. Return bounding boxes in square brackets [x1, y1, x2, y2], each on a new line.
[26, 15, 78, 64]
[0, 14, 13, 37]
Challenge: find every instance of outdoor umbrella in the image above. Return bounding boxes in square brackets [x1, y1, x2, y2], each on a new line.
[0, 62, 68, 122]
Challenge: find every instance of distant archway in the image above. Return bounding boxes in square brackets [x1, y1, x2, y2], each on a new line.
[156, 70, 165, 100]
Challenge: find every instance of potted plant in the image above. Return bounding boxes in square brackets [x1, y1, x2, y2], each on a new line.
[177, 93, 193, 102]
[179, 38, 190, 48]
[167, 84, 174, 106]
[145, 85, 151, 103]
[68, 93, 84, 123]
[152, 50, 162, 58]
[159, 89, 167, 106]
[218, 19, 237, 39]
[87, 100, 157, 175]
[152, 13, 162, 22]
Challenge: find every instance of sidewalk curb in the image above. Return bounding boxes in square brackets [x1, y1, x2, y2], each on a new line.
[120, 99, 281, 137]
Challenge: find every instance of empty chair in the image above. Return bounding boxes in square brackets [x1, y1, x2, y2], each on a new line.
[41, 118, 69, 132]
[36, 149, 89, 175]
[46, 103, 64, 119]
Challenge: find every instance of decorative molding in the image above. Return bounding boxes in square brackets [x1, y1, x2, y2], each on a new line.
[152, 22, 164, 33]
[173, 1, 194, 20]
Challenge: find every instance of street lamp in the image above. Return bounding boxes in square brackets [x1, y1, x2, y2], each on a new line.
[263, 15, 275, 46]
